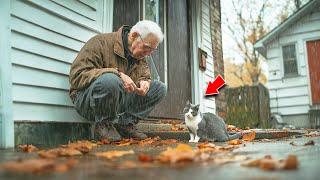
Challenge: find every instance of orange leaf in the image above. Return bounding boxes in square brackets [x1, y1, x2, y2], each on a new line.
[0, 158, 78, 174]
[243, 131, 256, 141]
[95, 150, 134, 159]
[138, 154, 154, 162]
[227, 139, 242, 145]
[19, 144, 39, 153]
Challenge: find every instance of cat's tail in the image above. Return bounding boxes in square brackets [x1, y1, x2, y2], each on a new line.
[228, 133, 242, 141]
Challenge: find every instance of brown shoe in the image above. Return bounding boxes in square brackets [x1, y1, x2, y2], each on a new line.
[94, 122, 122, 142]
[114, 124, 147, 140]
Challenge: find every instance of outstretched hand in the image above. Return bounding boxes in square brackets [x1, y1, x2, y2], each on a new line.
[119, 72, 137, 93]
[135, 80, 150, 96]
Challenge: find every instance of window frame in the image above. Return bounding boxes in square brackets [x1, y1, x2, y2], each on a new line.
[281, 43, 299, 78]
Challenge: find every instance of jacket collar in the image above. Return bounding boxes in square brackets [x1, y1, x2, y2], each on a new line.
[114, 25, 130, 59]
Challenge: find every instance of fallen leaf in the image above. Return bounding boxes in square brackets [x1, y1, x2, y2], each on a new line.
[18, 144, 39, 153]
[157, 144, 196, 163]
[304, 140, 315, 146]
[0, 158, 78, 174]
[138, 154, 155, 162]
[290, 140, 315, 146]
[228, 139, 242, 145]
[241, 155, 298, 171]
[242, 131, 256, 141]
[281, 155, 298, 170]
[113, 139, 136, 146]
[38, 148, 82, 158]
[98, 139, 111, 145]
[197, 142, 216, 149]
[61, 140, 97, 153]
[95, 150, 134, 159]
[138, 137, 160, 146]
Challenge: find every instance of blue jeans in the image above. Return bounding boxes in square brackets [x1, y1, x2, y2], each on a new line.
[73, 73, 167, 125]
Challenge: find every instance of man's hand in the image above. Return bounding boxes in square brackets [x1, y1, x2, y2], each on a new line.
[119, 72, 137, 93]
[135, 80, 150, 96]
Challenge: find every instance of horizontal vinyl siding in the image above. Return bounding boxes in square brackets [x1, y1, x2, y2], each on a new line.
[200, 0, 216, 113]
[10, 0, 104, 122]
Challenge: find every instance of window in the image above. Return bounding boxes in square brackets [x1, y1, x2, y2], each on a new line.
[282, 44, 298, 77]
[144, 0, 160, 23]
[142, 0, 167, 85]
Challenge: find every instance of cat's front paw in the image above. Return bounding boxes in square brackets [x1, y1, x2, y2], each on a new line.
[194, 136, 200, 143]
[189, 139, 194, 143]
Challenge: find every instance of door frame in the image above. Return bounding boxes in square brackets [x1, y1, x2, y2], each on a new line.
[304, 36, 320, 106]
[0, 0, 14, 148]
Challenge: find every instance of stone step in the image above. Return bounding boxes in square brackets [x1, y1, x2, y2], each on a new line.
[137, 122, 308, 141]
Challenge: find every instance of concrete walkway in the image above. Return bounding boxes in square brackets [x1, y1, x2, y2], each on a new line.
[0, 136, 319, 180]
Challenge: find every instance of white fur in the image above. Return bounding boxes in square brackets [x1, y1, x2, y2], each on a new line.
[130, 20, 164, 42]
[185, 109, 201, 143]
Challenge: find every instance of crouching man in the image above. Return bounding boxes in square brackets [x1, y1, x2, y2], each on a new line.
[69, 20, 167, 141]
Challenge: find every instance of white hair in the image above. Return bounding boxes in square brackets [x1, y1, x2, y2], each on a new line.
[130, 20, 164, 43]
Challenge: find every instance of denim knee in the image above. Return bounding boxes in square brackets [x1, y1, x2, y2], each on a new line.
[93, 73, 123, 94]
[151, 81, 167, 99]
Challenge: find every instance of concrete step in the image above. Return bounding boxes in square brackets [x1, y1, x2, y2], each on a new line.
[136, 122, 308, 141]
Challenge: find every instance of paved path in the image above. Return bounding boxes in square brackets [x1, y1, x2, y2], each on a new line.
[0, 136, 319, 180]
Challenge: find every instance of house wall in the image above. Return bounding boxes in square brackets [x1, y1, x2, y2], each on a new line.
[266, 9, 320, 127]
[198, 0, 216, 114]
[9, 0, 113, 123]
[209, 0, 226, 118]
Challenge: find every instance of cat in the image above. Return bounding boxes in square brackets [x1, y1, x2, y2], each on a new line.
[183, 101, 241, 143]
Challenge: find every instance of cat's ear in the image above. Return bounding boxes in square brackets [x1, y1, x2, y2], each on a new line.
[186, 100, 191, 106]
[194, 104, 200, 111]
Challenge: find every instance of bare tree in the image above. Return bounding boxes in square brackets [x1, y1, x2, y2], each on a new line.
[222, 0, 312, 87]
[223, 0, 270, 85]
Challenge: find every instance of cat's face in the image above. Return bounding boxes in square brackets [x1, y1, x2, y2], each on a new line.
[183, 101, 200, 119]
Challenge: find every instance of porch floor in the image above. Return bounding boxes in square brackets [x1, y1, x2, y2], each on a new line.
[1, 134, 319, 180]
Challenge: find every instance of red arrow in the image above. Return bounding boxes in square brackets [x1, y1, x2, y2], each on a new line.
[205, 74, 226, 96]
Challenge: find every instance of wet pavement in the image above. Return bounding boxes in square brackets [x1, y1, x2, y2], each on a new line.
[0, 136, 320, 180]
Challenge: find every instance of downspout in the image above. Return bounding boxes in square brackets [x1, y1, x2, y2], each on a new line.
[0, 0, 14, 148]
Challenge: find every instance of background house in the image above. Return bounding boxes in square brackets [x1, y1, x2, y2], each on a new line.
[0, 0, 224, 148]
[254, 0, 320, 128]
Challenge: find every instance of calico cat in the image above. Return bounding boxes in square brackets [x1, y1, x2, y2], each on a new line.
[183, 101, 241, 143]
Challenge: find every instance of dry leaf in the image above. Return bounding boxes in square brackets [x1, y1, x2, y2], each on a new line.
[242, 131, 256, 141]
[61, 140, 97, 153]
[95, 150, 134, 159]
[290, 140, 315, 146]
[138, 154, 155, 162]
[158, 144, 195, 163]
[281, 155, 298, 170]
[18, 144, 39, 153]
[0, 158, 78, 174]
[228, 139, 242, 145]
[241, 155, 298, 171]
[304, 140, 315, 146]
[98, 139, 111, 145]
[38, 148, 82, 158]
[138, 137, 160, 146]
[197, 142, 216, 149]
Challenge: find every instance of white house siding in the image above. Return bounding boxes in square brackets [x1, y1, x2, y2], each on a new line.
[198, 0, 216, 114]
[10, 0, 112, 122]
[265, 9, 320, 126]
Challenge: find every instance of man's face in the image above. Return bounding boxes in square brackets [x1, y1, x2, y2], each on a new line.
[131, 34, 159, 60]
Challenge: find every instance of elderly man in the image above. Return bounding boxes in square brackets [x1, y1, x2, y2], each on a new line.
[69, 20, 167, 141]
